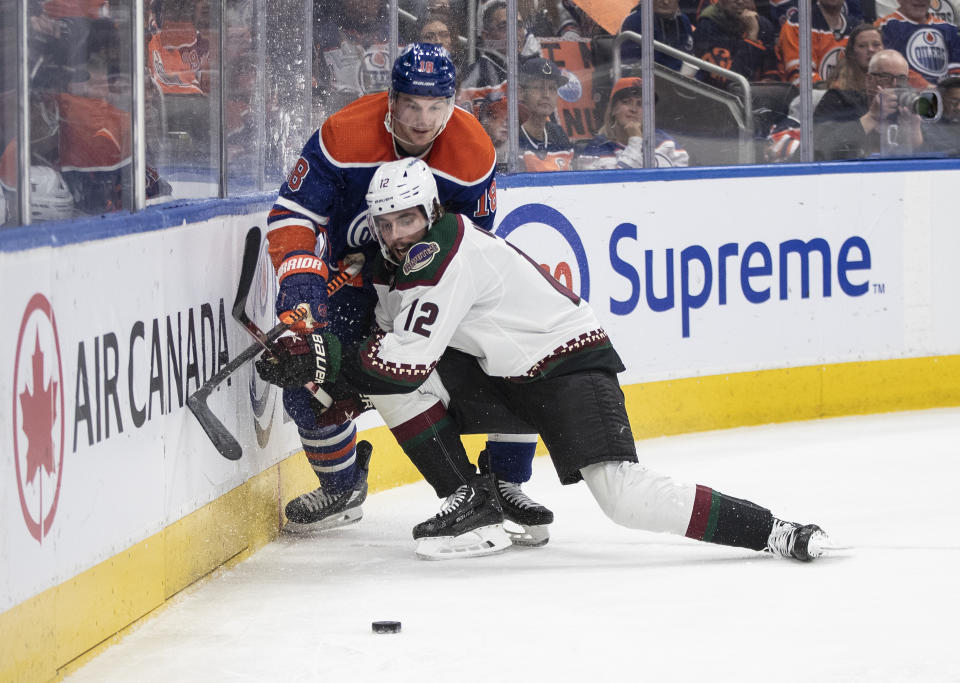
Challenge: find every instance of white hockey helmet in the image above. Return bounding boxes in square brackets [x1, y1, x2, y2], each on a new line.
[366, 158, 441, 264]
[30, 166, 75, 222]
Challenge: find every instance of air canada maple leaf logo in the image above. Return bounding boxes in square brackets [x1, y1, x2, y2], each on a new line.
[20, 335, 58, 483]
[13, 293, 65, 543]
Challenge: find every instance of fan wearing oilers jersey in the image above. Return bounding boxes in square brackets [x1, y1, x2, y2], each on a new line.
[877, 0, 960, 87]
[257, 157, 836, 562]
[264, 43, 552, 543]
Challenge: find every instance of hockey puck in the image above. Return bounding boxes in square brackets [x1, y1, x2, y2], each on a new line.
[372, 620, 401, 634]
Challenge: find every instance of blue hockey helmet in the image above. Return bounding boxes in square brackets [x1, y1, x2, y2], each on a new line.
[391, 43, 456, 99]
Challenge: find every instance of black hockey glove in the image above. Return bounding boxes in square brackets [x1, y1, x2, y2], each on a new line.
[255, 331, 341, 390]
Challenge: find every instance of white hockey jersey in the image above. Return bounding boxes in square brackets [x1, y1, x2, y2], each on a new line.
[349, 212, 620, 394]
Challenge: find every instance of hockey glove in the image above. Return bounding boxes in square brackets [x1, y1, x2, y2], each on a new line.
[255, 331, 342, 390]
[276, 252, 329, 334]
[314, 392, 375, 429]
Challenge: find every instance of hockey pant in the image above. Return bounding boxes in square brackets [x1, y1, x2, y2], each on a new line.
[283, 288, 538, 495]
[373, 349, 774, 551]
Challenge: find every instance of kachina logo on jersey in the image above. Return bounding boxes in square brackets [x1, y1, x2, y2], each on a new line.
[495, 203, 591, 300]
[906, 29, 948, 77]
[609, 222, 873, 338]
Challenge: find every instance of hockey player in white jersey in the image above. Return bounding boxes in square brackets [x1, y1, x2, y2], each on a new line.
[264, 43, 551, 543]
[257, 158, 831, 561]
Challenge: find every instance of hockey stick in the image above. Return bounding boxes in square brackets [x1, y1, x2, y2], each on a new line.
[231, 227, 363, 413]
[186, 309, 306, 461]
[232, 227, 362, 351]
[188, 227, 362, 460]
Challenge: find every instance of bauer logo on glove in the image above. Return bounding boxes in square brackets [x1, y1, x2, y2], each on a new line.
[255, 332, 341, 389]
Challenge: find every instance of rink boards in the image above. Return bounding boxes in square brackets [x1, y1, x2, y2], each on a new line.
[2, 161, 960, 682]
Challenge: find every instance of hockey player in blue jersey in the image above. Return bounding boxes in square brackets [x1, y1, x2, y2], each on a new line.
[264, 43, 552, 543]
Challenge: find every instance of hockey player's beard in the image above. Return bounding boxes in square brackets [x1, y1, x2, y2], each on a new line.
[389, 239, 417, 263]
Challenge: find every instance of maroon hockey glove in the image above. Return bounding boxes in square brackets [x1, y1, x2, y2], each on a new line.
[314, 393, 375, 428]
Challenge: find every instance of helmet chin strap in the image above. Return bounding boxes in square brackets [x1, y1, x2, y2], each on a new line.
[384, 97, 454, 156]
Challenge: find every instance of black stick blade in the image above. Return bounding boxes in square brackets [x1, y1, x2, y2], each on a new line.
[187, 391, 243, 461]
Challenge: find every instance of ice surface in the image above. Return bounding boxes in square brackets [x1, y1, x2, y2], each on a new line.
[64, 408, 960, 683]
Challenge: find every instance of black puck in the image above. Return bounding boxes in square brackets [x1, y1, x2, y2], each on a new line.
[372, 620, 401, 634]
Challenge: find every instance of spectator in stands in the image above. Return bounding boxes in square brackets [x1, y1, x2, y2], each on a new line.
[827, 23, 885, 89]
[147, 0, 211, 97]
[922, 65, 960, 152]
[313, 0, 391, 118]
[576, 76, 689, 168]
[403, 0, 467, 40]
[519, 0, 583, 40]
[619, 0, 696, 72]
[517, 57, 575, 171]
[764, 24, 884, 161]
[16, 2, 172, 218]
[477, 97, 510, 171]
[769, 0, 865, 27]
[556, 0, 610, 39]
[776, 0, 854, 85]
[873, 0, 956, 25]
[457, 0, 509, 113]
[418, 13, 454, 55]
[876, 0, 960, 87]
[694, 0, 780, 89]
[814, 48, 924, 158]
[417, 13, 464, 73]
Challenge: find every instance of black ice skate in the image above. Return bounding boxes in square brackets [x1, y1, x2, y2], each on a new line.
[766, 518, 829, 561]
[413, 473, 511, 560]
[479, 450, 553, 547]
[283, 441, 372, 533]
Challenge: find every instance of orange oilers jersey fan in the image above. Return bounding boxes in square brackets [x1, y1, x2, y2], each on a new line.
[776, 5, 851, 84]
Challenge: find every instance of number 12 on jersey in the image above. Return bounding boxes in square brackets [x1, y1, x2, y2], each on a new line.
[403, 299, 439, 337]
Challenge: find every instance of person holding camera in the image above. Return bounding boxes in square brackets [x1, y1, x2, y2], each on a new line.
[922, 67, 960, 154]
[814, 48, 924, 158]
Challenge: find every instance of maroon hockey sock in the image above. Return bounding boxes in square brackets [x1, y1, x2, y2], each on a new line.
[684, 485, 773, 551]
[390, 401, 476, 497]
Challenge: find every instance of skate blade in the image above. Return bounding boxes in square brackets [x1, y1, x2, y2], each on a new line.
[283, 507, 363, 534]
[504, 521, 550, 547]
[809, 536, 852, 558]
[415, 524, 512, 560]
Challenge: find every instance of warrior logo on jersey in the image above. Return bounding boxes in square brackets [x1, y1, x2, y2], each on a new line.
[403, 242, 440, 275]
[907, 29, 949, 77]
[931, 0, 956, 25]
[820, 46, 844, 81]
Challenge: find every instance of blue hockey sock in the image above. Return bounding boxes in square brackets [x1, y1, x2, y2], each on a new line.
[485, 434, 538, 483]
[301, 421, 357, 494]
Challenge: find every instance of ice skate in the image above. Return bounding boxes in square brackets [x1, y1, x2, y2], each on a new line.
[479, 451, 553, 547]
[284, 441, 372, 533]
[413, 473, 512, 560]
[766, 518, 829, 561]
[494, 479, 553, 546]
